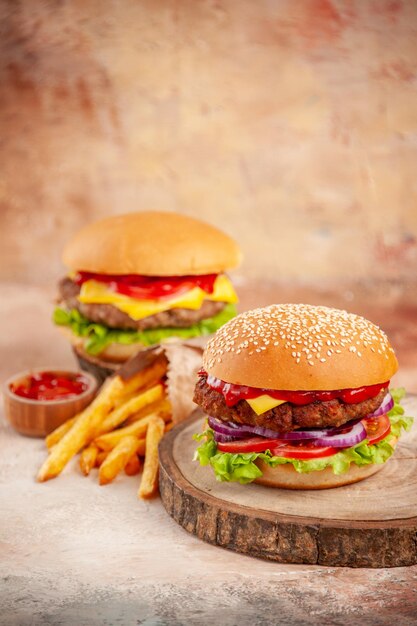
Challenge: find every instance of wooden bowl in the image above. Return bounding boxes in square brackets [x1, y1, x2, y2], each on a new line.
[2, 368, 98, 437]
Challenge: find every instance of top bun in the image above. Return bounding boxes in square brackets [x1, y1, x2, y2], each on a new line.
[203, 304, 398, 391]
[63, 211, 242, 276]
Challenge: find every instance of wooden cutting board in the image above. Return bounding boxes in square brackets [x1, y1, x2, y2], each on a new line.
[159, 395, 417, 568]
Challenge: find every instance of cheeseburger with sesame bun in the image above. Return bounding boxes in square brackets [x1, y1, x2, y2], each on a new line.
[193, 304, 413, 489]
[53, 212, 241, 379]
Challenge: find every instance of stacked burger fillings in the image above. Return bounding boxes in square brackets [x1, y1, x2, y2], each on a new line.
[193, 304, 413, 489]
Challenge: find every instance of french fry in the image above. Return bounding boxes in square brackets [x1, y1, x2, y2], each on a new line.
[113, 391, 137, 409]
[118, 358, 167, 397]
[94, 410, 170, 451]
[79, 445, 98, 476]
[99, 435, 141, 485]
[94, 384, 164, 437]
[138, 416, 165, 499]
[37, 375, 131, 482]
[124, 398, 172, 425]
[96, 450, 109, 467]
[125, 454, 142, 476]
[135, 438, 146, 456]
[45, 415, 77, 449]
[165, 421, 174, 433]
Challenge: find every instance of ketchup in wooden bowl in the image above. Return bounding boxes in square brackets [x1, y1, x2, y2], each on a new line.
[10, 371, 89, 402]
[3, 369, 98, 437]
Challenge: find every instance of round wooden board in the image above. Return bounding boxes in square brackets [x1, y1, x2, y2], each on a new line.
[159, 395, 417, 568]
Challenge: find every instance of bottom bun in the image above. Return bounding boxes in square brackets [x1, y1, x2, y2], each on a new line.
[61, 328, 143, 364]
[255, 461, 384, 489]
[255, 441, 397, 490]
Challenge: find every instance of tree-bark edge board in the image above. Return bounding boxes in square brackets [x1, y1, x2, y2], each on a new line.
[159, 401, 417, 568]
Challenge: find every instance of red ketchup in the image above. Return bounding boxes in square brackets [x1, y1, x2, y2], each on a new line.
[11, 372, 89, 401]
[198, 370, 387, 407]
[74, 272, 218, 301]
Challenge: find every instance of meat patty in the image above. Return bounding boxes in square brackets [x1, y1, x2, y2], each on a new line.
[193, 376, 388, 433]
[58, 277, 226, 330]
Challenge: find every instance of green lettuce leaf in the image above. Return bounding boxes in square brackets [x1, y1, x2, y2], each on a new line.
[53, 303, 237, 356]
[193, 388, 414, 484]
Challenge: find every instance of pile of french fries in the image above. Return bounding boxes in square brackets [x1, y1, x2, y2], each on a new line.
[37, 356, 171, 499]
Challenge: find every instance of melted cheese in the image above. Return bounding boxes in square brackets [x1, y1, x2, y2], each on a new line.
[78, 274, 238, 321]
[246, 395, 287, 415]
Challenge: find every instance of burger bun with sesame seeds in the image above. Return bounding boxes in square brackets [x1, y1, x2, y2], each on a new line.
[203, 304, 398, 391]
[193, 304, 403, 490]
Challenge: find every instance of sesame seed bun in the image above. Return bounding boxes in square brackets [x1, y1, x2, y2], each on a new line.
[203, 304, 398, 391]
[63, 211, 242, 276]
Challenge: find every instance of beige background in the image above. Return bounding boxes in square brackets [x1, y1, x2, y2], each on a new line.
[1, 5, 417, 621]
[1, 0, 416, 286]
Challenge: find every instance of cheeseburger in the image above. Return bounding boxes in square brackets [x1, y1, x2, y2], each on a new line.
[194, 304, 412, 489]
[54, 212, 241, 374]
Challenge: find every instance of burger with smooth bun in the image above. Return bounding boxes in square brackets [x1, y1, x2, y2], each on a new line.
[54, 211, 241, 377]
[193, 304, 413, 489]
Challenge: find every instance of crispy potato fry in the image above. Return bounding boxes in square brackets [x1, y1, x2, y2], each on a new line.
[37, 375, 131, 482]
[106, 358, 167, 419]
[94, 409, 170, 451]
[138, 416, 165, 499]
[79, 445, 98, 476]
[124, 454, 142, 476]
[136, 438, 146, 456]
[124, 398, 172, 425]
[113, 392, 135, 408]
[96, 450, 109, 467]
[99, 435, 141, 485]
[95, 384, 164, 437]
[165, 422, 174, 433]
[45, 415, 78, 449]
[118, 358, 167, 397]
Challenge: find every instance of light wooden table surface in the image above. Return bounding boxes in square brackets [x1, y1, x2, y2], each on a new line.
[1, 282, 416, 625]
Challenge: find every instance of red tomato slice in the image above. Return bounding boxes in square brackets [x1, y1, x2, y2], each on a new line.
[216, 415, 392, 457]
[217, 437, 287, 453]
[115, 281, 191, 301]
[362, 414, 391, 445]
[75, 272, 217, 301]
[270, 442, 339, 460]
[217, 437, 338, 459]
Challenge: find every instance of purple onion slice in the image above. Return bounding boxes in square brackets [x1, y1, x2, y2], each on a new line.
[211, 420, 367, 448]
[209, 415, 359, 441]
[364, 393, 393, 419]
[208, 416, 249, 438]
[213, 432, 243, 443]
[310, 421, 367, 448]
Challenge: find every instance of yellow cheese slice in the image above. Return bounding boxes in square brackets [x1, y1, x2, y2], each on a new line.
[246, 395, 287, 416]
[77, 274, 238, 321]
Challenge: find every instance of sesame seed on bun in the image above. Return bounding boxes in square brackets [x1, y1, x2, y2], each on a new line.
[203, 304, 398, 391]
